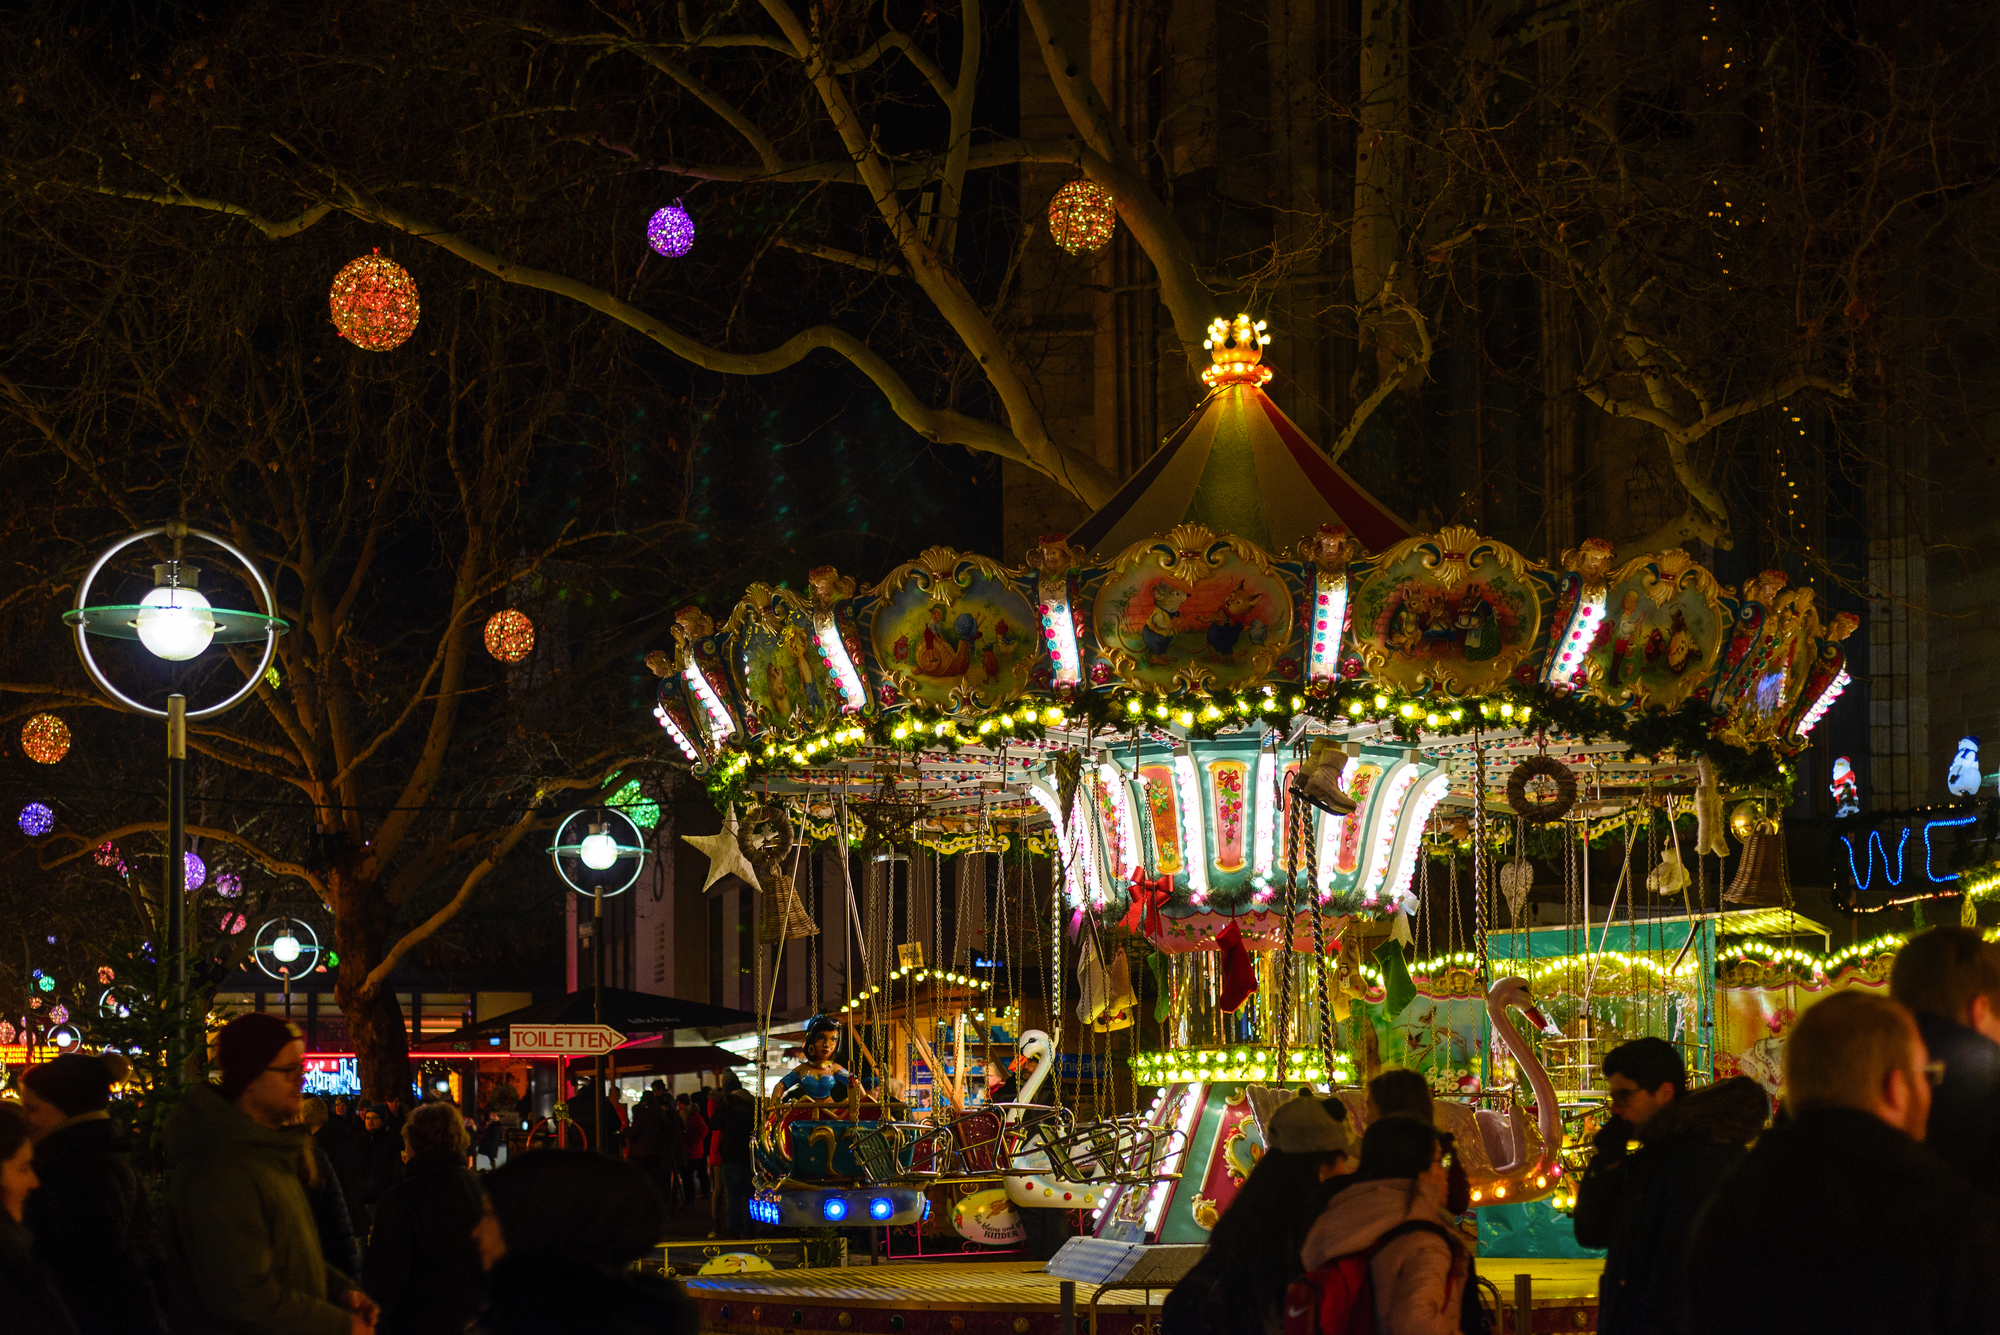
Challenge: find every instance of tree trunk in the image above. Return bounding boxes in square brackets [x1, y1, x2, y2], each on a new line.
[331, 863, 414, 1102]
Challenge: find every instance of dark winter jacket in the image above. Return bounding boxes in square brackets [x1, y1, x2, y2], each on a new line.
[626, 1098, 671, 1158]
[363, 1148, 485, 1335]
[472, 1255, 699, 1335]
[0, 1213, 79, 1335]
[711, 1089, 757, 1166]
[162, 1081, 354, 1335]
[314, 1115, 367, 1221]
[356, 1124, 405, 1211]
[1572, 1077, 1766, 1335]
[22, 1113, 168, 1335]
[1913, 1011, 2000, 1196]
[303, 1142, 362, 1279]
[1685, 1105, 2000, 1335]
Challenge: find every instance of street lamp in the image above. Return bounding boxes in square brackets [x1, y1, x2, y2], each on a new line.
[550, 806, 648, 1151]
[63, 523, 288, 1073]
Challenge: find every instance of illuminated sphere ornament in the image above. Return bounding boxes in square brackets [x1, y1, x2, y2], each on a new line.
[579, 827, 621, 871]
[646, 202, 696, 258]
[184, 852, 207, 892]
[0, 1021, 13, 1043]
[21, 714, 70, 765]
[484, 609, 536, 663]
[214, 870, 242, 899]
[48, 1004, 68, 1024]
[219, 912, 247, 935]
[1047, 179, 1117, 255]
[18, 803, 54, 837]
[97, 966, 115, 985]
[329, 251, 421, 352]
[549, 807, 647, 896]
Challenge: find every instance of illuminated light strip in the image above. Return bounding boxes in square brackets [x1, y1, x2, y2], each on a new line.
[813, 617, 868, 713]
[1543, 585, 1608, 690]
[1794, 668, 1851, 740]
[1926, 814, 1977, 883]
[1357, 761, 1420, 901]
[1027, 780, 1093, 909]
[682, 664, 736, 744]
[1381, 770, 1451, 905]
[651, 702, 702, 762]
[1842, 827, 1909, 891]
[1173, 753, 1210, 898]
[1143, 1082, 1206, 1237]
[1097, 763, 1139, 876]
[1253, 751, 1281, 877]
[1039, 582, 1082, 688]
[1308, 570, 1348, 682]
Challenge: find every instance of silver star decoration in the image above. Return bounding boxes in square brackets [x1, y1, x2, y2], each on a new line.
[683, 804, 762, 893]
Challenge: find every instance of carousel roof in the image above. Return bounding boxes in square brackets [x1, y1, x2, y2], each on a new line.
[1068, 376, 1411, 560]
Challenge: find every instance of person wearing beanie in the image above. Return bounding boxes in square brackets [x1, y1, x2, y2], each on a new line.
[469, 1150, 693, 1335]
[162, 1013, 379, 1335]
[1163, 1092, 1356, 1335]
[18, 1052, 167, 1335]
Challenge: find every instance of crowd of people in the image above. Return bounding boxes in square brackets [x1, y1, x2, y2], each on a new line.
[1161, 923, 2000, 1335]
[0, 1013, 710, 1334]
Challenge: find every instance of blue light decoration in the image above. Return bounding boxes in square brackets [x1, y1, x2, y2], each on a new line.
[868, 1197, 894, 1221]
[1834, 802, 1996, 915]
[1843, 828, 1910, 890]
[750, 1199, 781, 1226]
[1927, 814, 1979, 882]
[647, 202, 695, 258]
[821, 1197, 849, 1222]
[17, 803, 53, 837]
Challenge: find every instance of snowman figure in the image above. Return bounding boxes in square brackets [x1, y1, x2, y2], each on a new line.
[1947, 736, 1983, 798]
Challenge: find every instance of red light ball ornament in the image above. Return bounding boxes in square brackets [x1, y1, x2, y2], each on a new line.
[1047, 180, 1117, 255]
[21, 714, 69, 765]
[329, 252, 421, 351]
[484, 609, 535, 663]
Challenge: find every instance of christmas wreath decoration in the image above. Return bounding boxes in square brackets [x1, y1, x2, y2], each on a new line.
[1506, 756, 1577, 824]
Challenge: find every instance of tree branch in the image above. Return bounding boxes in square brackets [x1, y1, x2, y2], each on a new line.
[774, 237, 904, 276]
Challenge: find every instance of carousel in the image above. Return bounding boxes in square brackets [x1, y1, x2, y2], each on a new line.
[663, 320, 1854, 1331]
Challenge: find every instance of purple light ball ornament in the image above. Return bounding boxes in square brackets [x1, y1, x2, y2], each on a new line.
[18, 802, 54, 837]
[214, 870, 242, 899]
[184, 851, 207, 892]
[647, 201, 695, 257]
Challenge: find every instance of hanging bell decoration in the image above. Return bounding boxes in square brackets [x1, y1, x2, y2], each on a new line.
[758, 869, 820, 943]
[1725, 829, 1793, 907]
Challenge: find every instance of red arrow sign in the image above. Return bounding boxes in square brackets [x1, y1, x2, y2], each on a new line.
[509, 1024, 625, 1055]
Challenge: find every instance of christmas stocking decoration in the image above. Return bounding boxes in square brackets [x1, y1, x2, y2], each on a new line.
[1217, 920, 1257, 1013]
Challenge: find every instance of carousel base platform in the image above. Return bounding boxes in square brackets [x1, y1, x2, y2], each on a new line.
[688, 1260, 1163, 1335]
[687, 1256, 1604, 1335]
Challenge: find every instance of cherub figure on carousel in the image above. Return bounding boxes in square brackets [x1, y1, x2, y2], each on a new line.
[776, 1015, 854, 1105]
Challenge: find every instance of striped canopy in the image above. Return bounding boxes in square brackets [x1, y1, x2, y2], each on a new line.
[1067, 383, 1412, 559]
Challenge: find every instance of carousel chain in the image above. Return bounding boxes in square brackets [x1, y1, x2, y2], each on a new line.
[1307, 793, 1332, 1079]
[1471, 725, 1491, 989]
[1276, 752, 1300, 1086]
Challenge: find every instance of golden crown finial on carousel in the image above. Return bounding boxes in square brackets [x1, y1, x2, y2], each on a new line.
[1200, 313, 1273, 388]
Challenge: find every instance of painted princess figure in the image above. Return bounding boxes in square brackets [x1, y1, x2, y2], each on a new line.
[776, 1015, 853, 1103]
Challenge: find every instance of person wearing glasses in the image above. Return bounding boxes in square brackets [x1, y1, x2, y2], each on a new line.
[1572, 1038, 1765, 1335]
[1686, 991, 2000, 1335]
[162, 1013, 381, 1335]
[1889, 925, 2000, 1193]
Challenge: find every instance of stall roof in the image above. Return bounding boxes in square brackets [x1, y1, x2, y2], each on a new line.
[564, 1043, 750, 1078]
[424, 987, 758, 1052]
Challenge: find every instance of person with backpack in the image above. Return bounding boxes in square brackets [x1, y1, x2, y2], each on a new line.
[1296, 1119, 1469, 1335]
[1162, 1093, 1354, 1335]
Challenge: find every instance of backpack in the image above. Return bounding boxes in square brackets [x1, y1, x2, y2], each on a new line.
[1282, 1219, 1455, 1335]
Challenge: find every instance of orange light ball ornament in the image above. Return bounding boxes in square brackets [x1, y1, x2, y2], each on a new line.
[329, 251, 421, 351]
[1047, 180, 1117, 255]
[21, 714, 70, 765]
[484, 609, 536, 663]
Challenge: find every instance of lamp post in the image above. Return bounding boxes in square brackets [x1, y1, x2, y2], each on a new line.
[550, 806, 647, 1152]
[64, 523, 287, 1074]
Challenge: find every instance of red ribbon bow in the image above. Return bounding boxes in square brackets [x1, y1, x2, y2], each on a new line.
[1120, 867, 1174, 938]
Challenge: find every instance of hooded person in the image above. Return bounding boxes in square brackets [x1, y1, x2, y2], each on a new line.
[162, 1013, 377, 1335]
[17, 1052, 168, 1335]
[297, 1098, 363, 1281]
[0, 1100, 80, 1335]
[1300, 1118, 1470, 1335]
[470, 1150, 695, 1335]
[1162, 1092, 1354, 1335]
